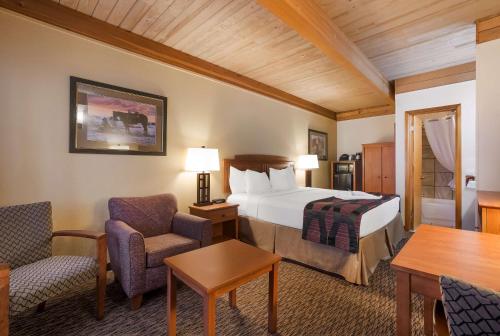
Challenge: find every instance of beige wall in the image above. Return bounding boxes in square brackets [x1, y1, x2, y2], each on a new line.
[336, 115, 394, 158]
[0, 10, 336, 256]
[476, 38, 500, 191]
[395, 81, 477, 230]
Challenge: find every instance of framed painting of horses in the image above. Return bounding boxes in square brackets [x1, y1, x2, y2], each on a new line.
[69, 76, 167, 155]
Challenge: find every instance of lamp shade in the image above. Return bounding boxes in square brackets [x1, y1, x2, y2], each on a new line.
[185, 147, 220, 172]
[296, 154, 319, 170]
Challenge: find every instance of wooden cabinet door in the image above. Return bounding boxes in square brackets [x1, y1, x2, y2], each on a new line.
[363, 145, 382, 193]
[381, 143, 395, 194]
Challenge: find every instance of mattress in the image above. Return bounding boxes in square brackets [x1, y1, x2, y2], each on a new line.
[227, 187, 400, 238]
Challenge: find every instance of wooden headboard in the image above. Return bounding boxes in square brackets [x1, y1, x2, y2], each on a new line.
[223, 154, 294, 194]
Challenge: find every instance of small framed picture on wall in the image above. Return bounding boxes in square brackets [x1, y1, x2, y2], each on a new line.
[69, 76, 167, 155]
[308, 129, 328, 161]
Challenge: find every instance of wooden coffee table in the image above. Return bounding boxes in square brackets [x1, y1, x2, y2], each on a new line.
[164, 239, 281, 336]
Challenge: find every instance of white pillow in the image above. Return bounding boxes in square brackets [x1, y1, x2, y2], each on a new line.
[245, 170, 272, 194]
[229, 166, 246, 194]
[269, 166, 297, 191]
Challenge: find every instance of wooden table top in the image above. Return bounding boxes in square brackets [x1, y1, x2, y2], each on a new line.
[477, 190, 500, 209]
[164, 240, 281, 294]
[391, 225, 500, 291]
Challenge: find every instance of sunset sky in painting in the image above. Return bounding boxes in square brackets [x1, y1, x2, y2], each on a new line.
[86, 94, 157, 123]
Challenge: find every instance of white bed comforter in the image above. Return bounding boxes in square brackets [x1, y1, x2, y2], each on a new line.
[227, 187, 400, 238]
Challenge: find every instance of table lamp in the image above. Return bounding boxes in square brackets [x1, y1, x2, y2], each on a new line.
[296, 154, 319, 187]
[185, 146, 220, 206]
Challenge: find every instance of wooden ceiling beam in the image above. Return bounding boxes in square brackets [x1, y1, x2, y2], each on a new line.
[0, 0, 337, 120]
[394, 62, 475, 94]
[336, 105, 394, 122]
[477, 14, 500, 44]
[258, 0, 393, 105]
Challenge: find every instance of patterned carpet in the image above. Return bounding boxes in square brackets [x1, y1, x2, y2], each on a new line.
[10, 245, 424, 336]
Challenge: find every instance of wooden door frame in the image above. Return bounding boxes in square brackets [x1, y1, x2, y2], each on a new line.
[404, 104, 462, 231]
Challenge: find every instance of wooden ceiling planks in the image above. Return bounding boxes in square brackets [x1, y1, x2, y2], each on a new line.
[130, 0, 174, 35]
[4, 0, 335, 119]
[47, 0, 390, 112]
[91, 0, 118, 21]
[141, 1, 195, 40]
[153, 0, 217, 45]
[173, 0, 255, 53]
[106, 0, 136, 26]
[58, 0, 79, 9]
[318, 0, 500, 80]
[119, 0, 157, 31]
[257, 0, 392, 101]
[35, 0, 500, 118]
[76, 0, 98, 16]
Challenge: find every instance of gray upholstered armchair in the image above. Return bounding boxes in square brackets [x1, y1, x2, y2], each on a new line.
[434, 275, 500, 336]
[106, 194, 212, 310]
[0, 202, 107, 335]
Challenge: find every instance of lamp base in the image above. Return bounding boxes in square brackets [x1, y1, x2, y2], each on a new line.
[196, 172, 211, 205]
[305, 170, 312, 188]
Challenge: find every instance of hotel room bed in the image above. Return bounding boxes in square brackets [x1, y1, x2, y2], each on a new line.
[223, 155, 404, 286]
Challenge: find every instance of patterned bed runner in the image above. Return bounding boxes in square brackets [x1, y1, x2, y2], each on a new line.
[302, 195, 398, 253]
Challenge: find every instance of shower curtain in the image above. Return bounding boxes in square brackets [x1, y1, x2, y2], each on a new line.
[423, 115, 455, 189]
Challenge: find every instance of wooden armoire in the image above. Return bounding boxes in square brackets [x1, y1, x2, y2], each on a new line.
[362, 142, 395, 194]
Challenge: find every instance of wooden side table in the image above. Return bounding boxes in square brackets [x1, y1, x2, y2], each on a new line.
[189, 203, 239, 244]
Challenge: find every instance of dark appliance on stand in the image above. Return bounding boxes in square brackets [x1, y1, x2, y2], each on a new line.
[339, 154, 350, 161]
[330, 156, 362, 191]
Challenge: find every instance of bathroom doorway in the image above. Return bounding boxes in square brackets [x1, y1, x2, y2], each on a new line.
[405, 104, 462, 231]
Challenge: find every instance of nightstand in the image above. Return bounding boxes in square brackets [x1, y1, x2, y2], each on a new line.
[189, 203, 239, 244]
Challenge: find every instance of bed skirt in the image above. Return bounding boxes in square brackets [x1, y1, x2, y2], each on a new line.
[238, 213, 403, 285]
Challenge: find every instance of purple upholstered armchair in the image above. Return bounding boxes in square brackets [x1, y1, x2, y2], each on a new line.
[105, 194, 211, 309]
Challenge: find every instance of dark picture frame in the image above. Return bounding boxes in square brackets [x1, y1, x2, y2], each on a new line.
[308, 129, 328, 161]
[69, 76, 167, 155]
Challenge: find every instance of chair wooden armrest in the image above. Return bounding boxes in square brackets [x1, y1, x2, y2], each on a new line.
[52, 230, 106, 240]
[0, 263, 9, 336]
[52, 230, 107, 320]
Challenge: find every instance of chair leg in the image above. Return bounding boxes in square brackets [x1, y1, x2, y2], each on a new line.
[96, 235, 107, 320]
[0, 265, 9, 336]
[131, 294, 143, 310]
[96, 275, 106, 320]
[37, 301, 46, 313]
